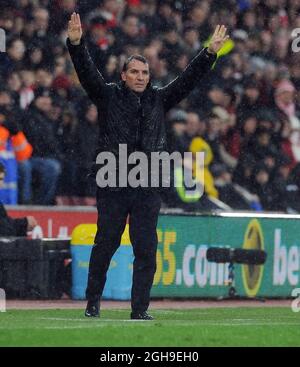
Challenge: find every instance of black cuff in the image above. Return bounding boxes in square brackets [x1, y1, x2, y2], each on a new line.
[204, 47, 217, 61]
[66, 37, 84, 49]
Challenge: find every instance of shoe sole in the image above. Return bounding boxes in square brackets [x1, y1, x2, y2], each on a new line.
[85, 313, 100, 318]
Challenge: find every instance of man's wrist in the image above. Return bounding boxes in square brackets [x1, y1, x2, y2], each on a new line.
[206, 47, 216, 55]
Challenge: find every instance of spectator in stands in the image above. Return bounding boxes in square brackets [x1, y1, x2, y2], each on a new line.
[0, 38, 26, 75]
[114, 13, 144, 54]
[55, 105, 78, 206]
[84, 16, 114, 71]
[271, 155, 300, 213]
[189, 136, 219, 200]
[203, 84, 228, 113]
[250, 127, 279, 166]
[160, 21, 185, 75]
[232, 153, 257, 192]
[0, 162, 37, 236]
[274, 79, 300, 163]
[205, 109, 236, 168]
[30, 7, 56, 62]
[187, 1, 212, 42]
[18, 87, 62, 205]
[212, 163, 261, 211]
[279, 119, 297, 171]
[166, 109, 187, 152]
[237, 78, 263, 121]
[73, 101, 99, 206]
[0, 99, 33, 204]
[225, 115, 257, 160]
[183, 24, 202, 57]
[148, 0, 176, 36]
[176, 111, 207, 153]
[250, 163, 279, 211]
[160, 152, 230, 212]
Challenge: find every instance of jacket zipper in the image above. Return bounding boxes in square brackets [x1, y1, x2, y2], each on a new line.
[135, 97, 141, 151]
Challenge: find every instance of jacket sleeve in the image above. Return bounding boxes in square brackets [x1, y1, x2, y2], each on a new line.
[0, 203, 28, 237]
[66, 37, 111, 105]
[158, 47, 217, 111]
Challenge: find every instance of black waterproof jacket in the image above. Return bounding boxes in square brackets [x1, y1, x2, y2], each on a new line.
[22, 105, 61, 159]
[67, 37, 217, 187]
[0, 203, 28, 236]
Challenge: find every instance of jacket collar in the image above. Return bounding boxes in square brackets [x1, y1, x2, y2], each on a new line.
[119, 81, 152, 101]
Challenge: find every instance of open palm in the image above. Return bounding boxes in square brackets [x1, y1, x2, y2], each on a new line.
[208, 25, 229, 54]
[68, 12, 83, 45]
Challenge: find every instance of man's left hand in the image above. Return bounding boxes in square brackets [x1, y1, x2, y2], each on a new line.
[208, 25, 229, 54]
[26, 216, 38, 231]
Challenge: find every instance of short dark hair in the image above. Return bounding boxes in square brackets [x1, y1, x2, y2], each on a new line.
[0, 162, 5, 174]
[122, 55, 148, 72]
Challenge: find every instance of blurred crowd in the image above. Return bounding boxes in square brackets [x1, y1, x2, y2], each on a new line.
[1, 0, 300, 212]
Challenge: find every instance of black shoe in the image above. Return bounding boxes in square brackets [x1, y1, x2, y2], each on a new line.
[130, 311, 154, 320]
[85, 300, 100, 317]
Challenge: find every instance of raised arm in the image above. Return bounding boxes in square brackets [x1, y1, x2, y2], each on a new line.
[159, 25, 229, 111]
[66, 12, 110, 104]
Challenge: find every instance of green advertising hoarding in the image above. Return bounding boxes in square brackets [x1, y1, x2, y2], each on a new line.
[151, 213, 300, 298]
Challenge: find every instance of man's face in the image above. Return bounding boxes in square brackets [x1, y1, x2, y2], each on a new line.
[121, 59, 150, 93]
[278, 90, 294, 104]
[8, 40, 25, 61]
[186, 112, 201, 136]
[34, 9, 49, 31]
[86, 105, 98, 123]
[245, 86, 259, 101]
[123, 16, 139, 38]
[0, 92, 11, 107]
[0, 171, 5, 189]
[35, 96, 52, 113]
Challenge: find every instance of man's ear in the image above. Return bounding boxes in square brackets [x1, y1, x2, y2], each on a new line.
[121, 71, 126, 82]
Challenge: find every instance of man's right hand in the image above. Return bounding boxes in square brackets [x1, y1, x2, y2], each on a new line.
[68, 12, 83, 45]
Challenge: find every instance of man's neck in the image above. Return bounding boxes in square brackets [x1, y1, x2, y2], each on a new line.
[132, 90, 143, 98]
[122, 82, 147, 97]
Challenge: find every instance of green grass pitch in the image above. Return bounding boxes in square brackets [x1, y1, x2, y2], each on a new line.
[0, 307, 299, 347]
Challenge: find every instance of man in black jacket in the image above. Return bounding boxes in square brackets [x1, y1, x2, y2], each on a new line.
[67, 12, 228, 319]
[18, 88, 62, 205]
[0, 163, 37, 236]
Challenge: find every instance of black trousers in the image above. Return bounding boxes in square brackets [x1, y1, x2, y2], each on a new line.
[86, 188, 161, 313]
